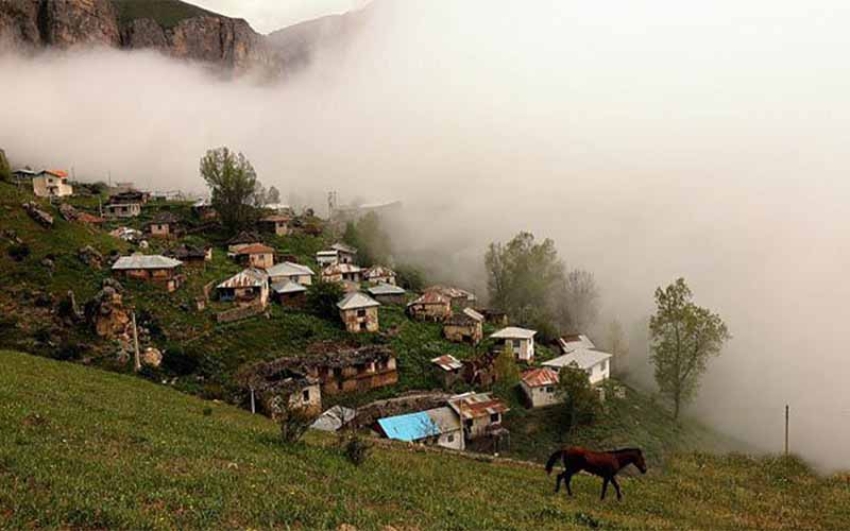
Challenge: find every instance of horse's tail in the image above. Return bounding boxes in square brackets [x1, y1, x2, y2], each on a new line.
[545, 448, 565, 475]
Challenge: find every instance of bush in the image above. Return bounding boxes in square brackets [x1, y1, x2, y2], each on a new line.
[8, 243, 30, 262]
[278, 405, 312, 444]
[306, 279, 345, 321]
[161, 344, 201, 376]
[395, 264, 425, 291]
[341, 433, 372, 466]
[53, 341, 84, 362]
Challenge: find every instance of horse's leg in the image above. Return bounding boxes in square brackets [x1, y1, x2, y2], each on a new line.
[611, 477, 622, 501]
[564, 472, 574, 496]
[600, 477, 609, 500]
[554, 472, 563, 493]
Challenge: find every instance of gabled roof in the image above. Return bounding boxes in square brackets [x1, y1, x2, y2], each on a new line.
[227, 231, 262, 245]
[448, 392, 510, 420]
[378, 411, 440, 442]
[408, 291, 451, 307]
[425, 285, 476, 301]
[336, 291, 380, 311]
[112, 255, 182, 270]
[235, 243, 275, 255]
[331, 242, 357, 254]
[543, 348, 612, 371]
[558, 334, 595, 353]
[310, 406, 356, 432]
[261, 214, 292, 222]
[463, 307, 485, 322]
[490, 327, 537, 340]
[521, 367, 560, 388]
[426, 406, 462, 432]
[271, 279, 308, 295]
[364, 265, 396, 279]
[164, 244, 207, 260]
[43, 169, 68, 178]
[431, 354, 463, 372]
[367, 283, 406, 296]
[317, 250, 339, 257]
[444, 310, 481, 327]
[217, 268, 268, 289]
[267, 261, 314, 277]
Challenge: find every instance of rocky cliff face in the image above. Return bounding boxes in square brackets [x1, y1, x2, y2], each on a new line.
[0, 0, 270, 70]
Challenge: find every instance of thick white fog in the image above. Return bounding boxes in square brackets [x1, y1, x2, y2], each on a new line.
[2, 1, 850, 470]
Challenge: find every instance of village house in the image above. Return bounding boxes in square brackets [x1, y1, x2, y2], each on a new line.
[276, 344, 398, 395]
[226, 231, 263, 253]
[77, 212, 106, 225]
[519, 367, 561, 408]
[367, 283, 406, 305]
[316, 250, 340, 268]
[558, 333, 596, 353]
[12, 169, 38, 182]
[233, 243, 275, 270]
[543, 348, 612, 386]
[448, 392, 510, 441]
[363, 265, 397, 285]
[310, 405, 356, 432]
[490, 327, 537, 362]
[103, 202, 141, 219]
[337, 291, 380, 333]
[321, 263, 363, 284]
[216, 268, 270, 307]
[479, 308, 509, 327]
[146, 211, 181, 239]
[164, 244, 211, 268]
[425, 285, 477, 309]
[191, 198, 217, 220]
[331, 243, 357, 264]
[271, 280, 308, 308]
[31, 170, 73, 198]
[241, 362, 322, 419]
[377, 406, 465, 451]
[266, 261, 314, 286]
[258, 214, 292, 236]
[111, 255, 184, 292]
[406, 291, 452, 322]
[431, 354, 464, 388]
[109, 189, 150, 205]
[443, 307, 485, 344]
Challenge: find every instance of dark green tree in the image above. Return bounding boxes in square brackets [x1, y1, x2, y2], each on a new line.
[199, 147, 258, 234]
[649, 278, 730, 419]
[557, 365, 601, 429]
[342, 212, 392, 267]
[306, 279, 345, 321]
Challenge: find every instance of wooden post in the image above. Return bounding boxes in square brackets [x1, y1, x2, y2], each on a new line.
[132, 311, 141, 372]
[784, 404, 789, 456]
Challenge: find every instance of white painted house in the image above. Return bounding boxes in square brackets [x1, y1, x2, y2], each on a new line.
[490, 327, 537, 361]
[266, 261, 314, 286]
[519, 367, 561, 408]
[543, 349, 612, 386]
[32, 170, 73, 198]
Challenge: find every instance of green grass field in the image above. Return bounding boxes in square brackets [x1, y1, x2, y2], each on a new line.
[1, 351, 847, 530]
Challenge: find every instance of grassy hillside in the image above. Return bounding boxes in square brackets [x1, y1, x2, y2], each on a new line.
[1, 351, 847, 530]
[112, 0, 219, 29]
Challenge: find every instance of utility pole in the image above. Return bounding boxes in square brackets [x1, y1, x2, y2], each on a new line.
[250, 387, 256, 414]
[784, 404, 789, 456]
[132, 311, 141, 372]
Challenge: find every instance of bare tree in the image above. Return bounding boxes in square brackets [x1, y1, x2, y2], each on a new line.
[558, 269, 600, 334]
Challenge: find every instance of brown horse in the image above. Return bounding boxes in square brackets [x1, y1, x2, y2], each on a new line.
[545, 446, 647, 500]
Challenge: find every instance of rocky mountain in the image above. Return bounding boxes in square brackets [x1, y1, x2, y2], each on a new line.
[0, 0, 271, 70]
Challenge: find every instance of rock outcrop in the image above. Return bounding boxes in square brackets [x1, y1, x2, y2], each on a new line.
[40, 0, 120, 48]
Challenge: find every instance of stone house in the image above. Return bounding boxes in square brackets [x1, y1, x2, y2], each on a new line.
[337, 292, 380, 333]
[259, 214, 292, 236]
[109, 190, 150, 205]
[164, 244, 211, 268]
[321, 263, 362, 284]
[447, 392, 510, 441]
[32, 170, 73, 198]
[363, 265, 397, 285]
[425, 285, 477, 309]
[316, 250, 340, 268]
[331, 243, 357, 264]
[490, 327, 537, 362]
[367, 283, 406, 305]
[241, 362, 322, 419]
[407, 291, 452, 322]
[104, 202, 141, 219]
[274, 344, 398, 395]
[266, 261, 314, 286]
[226, 231, 263, 253]
[443, 307, 485, 344]
[519, 367, 561, 408]
[216, 268, 270, 307]
[430, 354, 464, 388]
[271, 280, 308, 308]
[147, 211, 181, 239]
[111, 255, 184, 292]
[233, 243, 275, 270]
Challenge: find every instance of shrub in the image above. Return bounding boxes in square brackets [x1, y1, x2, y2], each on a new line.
[341, 432, 372, 466]
[53, 342, 84, 362]
[306, 279, 345, 321]
[202, 407, 213, 417]
[278, 405, 312, 444]
[395, 264, 425, 291]
[161, 344, 201, 376]
[8, 243, 30, 262]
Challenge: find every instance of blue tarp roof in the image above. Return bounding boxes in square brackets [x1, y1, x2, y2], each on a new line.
[377, 411, 440, 442]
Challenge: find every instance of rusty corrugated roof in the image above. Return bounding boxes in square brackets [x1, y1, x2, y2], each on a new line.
[521, 367, 560, 388]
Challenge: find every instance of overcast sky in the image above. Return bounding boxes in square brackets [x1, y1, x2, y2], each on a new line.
[191, 0, 363, 33]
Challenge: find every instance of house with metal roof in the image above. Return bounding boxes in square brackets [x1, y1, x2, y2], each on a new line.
[430, 354, 464, 388]
[111, 254, 183, 292]
[406, 291, 452, 322]
[271, 279, 308, 308]
[258, 214, 292, 236]
[443, 307, 485, 344]
[377, 406, 464, 450]
[216, 268, 270, 307]
[266, 261, 314, 286]
[448, 392, 510, 441]
[558, 334, 596, 353]
[519, 367, 561, 408]
[424, 285, 477, 308]
[311, 405, 356, 432]
[31, 170, 73, 198]
[233, 243, 275, 270]
[543, 348, 612, 386]
[147, 211, 181, 239]
[490, 327, 537, 362]
[321, 263, 362, 284]
[363, 265, 397, 285]
[337, 292, 381, 333]
[367, 282, 406, 305]
[103, 202, 141, 219]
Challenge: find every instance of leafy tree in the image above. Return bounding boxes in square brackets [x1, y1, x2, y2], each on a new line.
[395, 263, 425, 291]
[484, 232, 565, 329]
[199, 147, 258, 233]
[603, 318, 629, 377]
[267, 186, 281, 205]
[557, 269, 600, 333]
[306, 279, 345, 321]
[0, 148, 10, 183]
[493, 347, 520, 395]
[557, 365, 601, 429]
[649, 278, 730, 419]
[342, 212, 392, 267]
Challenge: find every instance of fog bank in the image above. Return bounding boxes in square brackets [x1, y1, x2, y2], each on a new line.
[2, 1, 850, 470]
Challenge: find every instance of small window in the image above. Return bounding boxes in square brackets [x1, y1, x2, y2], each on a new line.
[490, 413, 500, 423]
[545, 386, 554, 393]
[357, 309, 366, 317]
[447, 434, 454, 443]
[360, 322, 368, 331]
[302, 389, 310, 401]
